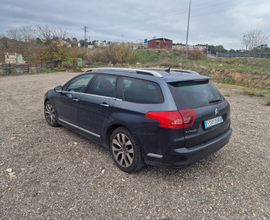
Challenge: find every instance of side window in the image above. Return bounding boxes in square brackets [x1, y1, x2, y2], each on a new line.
[87, 75, 117, 97]
[123, 78, 163, 103]
[66, 74, 94, 92]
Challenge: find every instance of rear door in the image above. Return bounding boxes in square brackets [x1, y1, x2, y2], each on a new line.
[168, 80, 231, 148]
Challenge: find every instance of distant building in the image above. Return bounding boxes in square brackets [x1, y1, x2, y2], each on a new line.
[128, 43, 146, 50]
[5, 53, 25, 64]
[95, 41, 108, 47]
[147, 38, 172, 50]
[60, 40, 71, 48]
[256, 44, 268, 50]
[172, 45, 207, 54]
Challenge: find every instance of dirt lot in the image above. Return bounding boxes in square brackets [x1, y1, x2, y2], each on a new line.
[0, 72, 269, 220]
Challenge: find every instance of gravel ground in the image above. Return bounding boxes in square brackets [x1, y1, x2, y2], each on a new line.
[0, 72, 269, 220]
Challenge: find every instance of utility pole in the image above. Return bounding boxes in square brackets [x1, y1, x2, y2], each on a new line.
[83, 26, 88, 48]
[185, 0, 191, 60]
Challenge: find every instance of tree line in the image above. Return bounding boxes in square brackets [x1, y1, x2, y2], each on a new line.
[173, 29, 269, 54]
[0, 25, 268, 63]
[0, 25, 136, 65]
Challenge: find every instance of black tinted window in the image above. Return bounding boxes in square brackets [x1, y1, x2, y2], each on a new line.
[66, 74, 94, 92]
[169, 80, 224, 110]
[88, 75, 117, 97]
[123, 78, 163, 103]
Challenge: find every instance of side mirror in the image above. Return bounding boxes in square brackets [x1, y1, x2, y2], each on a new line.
[54, 85, 63, 93]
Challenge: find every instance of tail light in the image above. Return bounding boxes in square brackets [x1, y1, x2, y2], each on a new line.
[226, 100, 231, 119]
[145, 110, 196, 129]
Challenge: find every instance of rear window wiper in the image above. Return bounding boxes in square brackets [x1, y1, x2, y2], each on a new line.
[209, 99, 222, 103]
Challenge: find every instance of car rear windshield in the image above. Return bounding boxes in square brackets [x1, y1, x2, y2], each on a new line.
[168, 80, 225, 110]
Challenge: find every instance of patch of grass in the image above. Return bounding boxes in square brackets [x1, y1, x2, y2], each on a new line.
[0, 72, 39, 77]
[44, 69, 61, 73]
[23, 72, 39, 75]
[266, 98, 270, 106]
[224, 94, 230, 97]
[241, 89, 265, 97]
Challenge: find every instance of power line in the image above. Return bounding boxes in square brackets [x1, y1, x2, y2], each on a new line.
[93, 0, 267, 33]
[86, 0, 268, 43]
[90, 0, 238, 31]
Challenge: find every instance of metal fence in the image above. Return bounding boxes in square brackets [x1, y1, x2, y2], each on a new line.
[216, 52, 270, 58]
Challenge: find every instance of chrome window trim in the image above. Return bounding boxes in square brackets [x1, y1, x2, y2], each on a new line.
[58, 118, 100, 138]
[83, 93, 116, 100]
[62, 91, 119, 100]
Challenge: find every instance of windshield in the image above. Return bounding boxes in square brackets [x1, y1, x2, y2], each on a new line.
[168, 80, 225, 110]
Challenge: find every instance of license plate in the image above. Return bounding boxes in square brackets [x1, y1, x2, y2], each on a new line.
[204, 116, 223, 129]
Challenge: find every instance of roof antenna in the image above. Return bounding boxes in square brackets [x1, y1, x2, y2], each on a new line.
[165, 66, 172, 73]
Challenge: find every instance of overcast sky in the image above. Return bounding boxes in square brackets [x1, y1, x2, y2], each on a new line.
[1, 0, 270, 49]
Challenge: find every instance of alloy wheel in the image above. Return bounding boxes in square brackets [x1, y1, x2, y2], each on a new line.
[45, 103, 56, 125]
[112, 133, 134, 168]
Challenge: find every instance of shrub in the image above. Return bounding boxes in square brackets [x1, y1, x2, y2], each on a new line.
[70, 43, 136, 65]
[186, 51, 205, 60]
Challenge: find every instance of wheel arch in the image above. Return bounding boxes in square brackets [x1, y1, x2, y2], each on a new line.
[105, 123, 145, 158]
[44, 98, 50, 105]
[106, 124, 127, 147]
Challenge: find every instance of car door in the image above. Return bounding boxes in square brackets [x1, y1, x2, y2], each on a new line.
[54, 74, 95, 126]
[78, 74, 117, 138]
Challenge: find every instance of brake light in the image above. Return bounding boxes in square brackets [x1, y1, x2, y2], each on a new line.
[145, 110, 196, 129]
[179, 109, 196, 127]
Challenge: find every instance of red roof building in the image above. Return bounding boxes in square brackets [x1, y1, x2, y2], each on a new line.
[147, 38, 172, 50]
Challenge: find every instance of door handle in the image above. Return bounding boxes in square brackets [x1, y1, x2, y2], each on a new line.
[100, 103, 109, 107]
[73, 98, 79, 102]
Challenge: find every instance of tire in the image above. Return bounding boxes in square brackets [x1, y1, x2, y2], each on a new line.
[44, 100, 59, 127]
[110, 127, 144, 173]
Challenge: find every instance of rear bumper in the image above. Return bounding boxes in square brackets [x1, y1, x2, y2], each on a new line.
[145, 128, 232, 168]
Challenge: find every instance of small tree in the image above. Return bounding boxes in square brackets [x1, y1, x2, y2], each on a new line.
[240, 30, 268, 51]
[34, 25, 73, 63]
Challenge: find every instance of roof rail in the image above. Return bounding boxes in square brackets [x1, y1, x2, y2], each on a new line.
[139, 68, 199, 75]
[172, 69, 199, 75]
[85, 67, 163, 77]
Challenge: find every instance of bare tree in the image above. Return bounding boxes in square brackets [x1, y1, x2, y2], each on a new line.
[7, 28, 23, 41]
[34, 25, 73, 62]
[6, 26, 35, 41]
[35, 25, 71, 43]
[20, 26, 35, 41]
[240, 30, 268, 51]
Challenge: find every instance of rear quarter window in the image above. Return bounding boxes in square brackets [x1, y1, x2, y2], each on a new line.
[168, 80, 225, 110]
[123, 78, 163, 104]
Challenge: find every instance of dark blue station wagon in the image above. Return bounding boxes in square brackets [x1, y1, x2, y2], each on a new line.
[44, 68, 232, 173]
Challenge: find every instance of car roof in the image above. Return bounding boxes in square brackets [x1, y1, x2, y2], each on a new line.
[83, 67, 211, 83]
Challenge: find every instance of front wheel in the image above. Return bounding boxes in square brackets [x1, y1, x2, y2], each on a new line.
[44, 101, 59, 127]
[110, 127, 144, 173]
